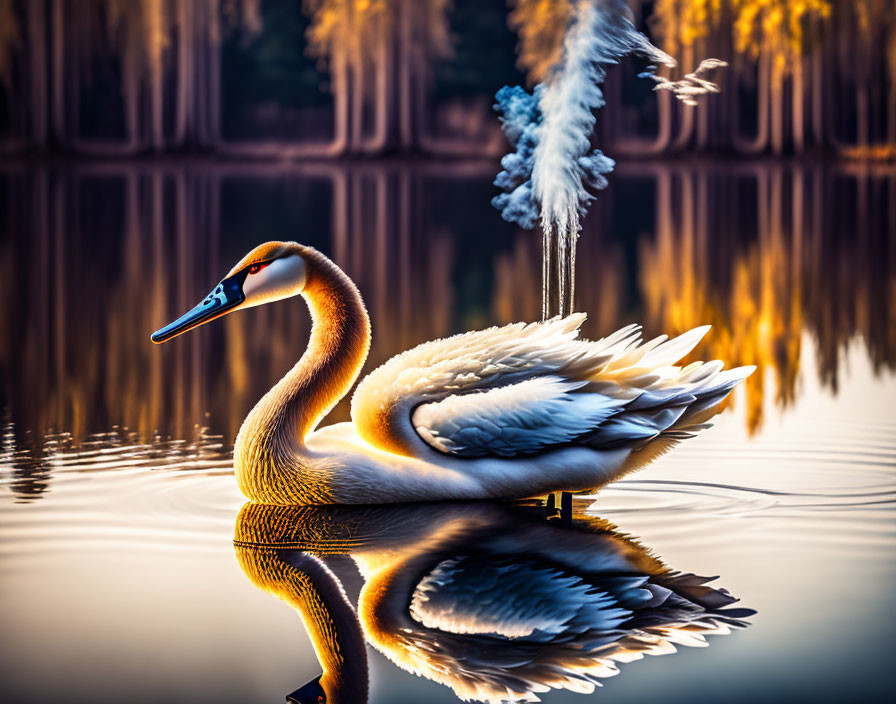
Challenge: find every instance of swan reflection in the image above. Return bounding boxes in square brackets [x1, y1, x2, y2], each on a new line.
[235, 501, 753, 703]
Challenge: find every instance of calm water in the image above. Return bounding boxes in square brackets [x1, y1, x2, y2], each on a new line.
[1, 161, 894, 703]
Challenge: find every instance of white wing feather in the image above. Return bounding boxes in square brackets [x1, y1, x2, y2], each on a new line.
[412, 377, 624, 457]
[352, 315, 754, 458]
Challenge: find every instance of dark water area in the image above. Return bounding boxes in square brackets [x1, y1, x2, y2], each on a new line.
[1, 160, 894, 703]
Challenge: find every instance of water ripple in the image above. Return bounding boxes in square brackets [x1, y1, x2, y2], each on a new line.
[2, 423, 895, 560]
[0, 428, 243, 560]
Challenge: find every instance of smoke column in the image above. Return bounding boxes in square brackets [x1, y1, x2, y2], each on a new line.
[493, 0, 725, 318]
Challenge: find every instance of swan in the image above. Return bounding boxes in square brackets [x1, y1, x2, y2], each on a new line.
[152, 241, 754, 504]
[234, 500, 753, 703]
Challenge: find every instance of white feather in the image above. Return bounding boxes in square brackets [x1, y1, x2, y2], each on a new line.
[352, 315, 754, 460]
[413, 377, 623, 457]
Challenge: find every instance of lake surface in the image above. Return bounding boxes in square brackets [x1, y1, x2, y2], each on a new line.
[1, 160, 894, 703]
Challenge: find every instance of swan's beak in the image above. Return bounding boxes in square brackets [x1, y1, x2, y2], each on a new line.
[150, 271, 247, 343]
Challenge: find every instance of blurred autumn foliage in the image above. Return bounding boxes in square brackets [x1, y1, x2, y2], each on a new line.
[2, 161, 892, 442]
[0, 0, 893, 156]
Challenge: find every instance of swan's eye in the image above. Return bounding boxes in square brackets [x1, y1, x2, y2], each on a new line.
[247, 261, 269, 275]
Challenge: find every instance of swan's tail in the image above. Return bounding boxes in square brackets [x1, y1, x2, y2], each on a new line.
[584, 325, 755, 451]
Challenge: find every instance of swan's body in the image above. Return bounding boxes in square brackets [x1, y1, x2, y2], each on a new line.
[235, 501, 753, 703]
[153, 241, 753, 505]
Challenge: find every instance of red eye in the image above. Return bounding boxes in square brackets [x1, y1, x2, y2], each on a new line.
[247, 262, 269, 275]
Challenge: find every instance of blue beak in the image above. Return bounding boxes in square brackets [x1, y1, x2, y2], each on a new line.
[151, 271, 247, 343]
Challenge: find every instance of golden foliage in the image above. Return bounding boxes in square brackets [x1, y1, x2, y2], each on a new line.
[851, 0, 893, 41]
[305, 0, 391, 66]
[304, 0, 452, 69]
[731, 0, 831, 73]
[649, 1, 838, 76]
[507, 0, 574, 84]
[650, 0, 722, 57]
[99, 0, 262, 78]
[142, 0, 168, 65]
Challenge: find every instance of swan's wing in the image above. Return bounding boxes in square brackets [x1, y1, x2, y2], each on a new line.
[355, 313, 627, 411]
[412, 376, 625, 457]
[352, 315, 641, 454]
[409, 555, 632, 641]
[352, 314, 754, 456]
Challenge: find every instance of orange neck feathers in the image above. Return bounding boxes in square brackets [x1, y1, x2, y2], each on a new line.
[234, 247, 370, 503]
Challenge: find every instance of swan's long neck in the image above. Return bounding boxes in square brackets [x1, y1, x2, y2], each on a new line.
[234, 248, 370, 503]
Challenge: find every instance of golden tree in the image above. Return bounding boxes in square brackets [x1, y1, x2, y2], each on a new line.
[838, 0, 896, 149]
[650, 0, 721, 59]
[507, 0, 574, 84]
[304, 0, 392, 150]
[730, 0, 831, 152]
[304, 0, 452, 152]
[731, 0, 830, 72]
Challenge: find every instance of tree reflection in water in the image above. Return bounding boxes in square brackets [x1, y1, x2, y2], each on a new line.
[1, 161, 893, 500]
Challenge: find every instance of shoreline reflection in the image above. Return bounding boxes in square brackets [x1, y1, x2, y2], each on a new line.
[1, 161, 893, 450]
[235, 500, 754, 704]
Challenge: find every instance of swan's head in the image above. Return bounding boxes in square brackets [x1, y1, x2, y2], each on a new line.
[151, 241, 307, 343]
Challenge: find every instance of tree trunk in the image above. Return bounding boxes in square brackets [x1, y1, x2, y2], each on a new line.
[330, 52, 350, 155]
[671, 45, 696, 151]
[208, 0, 221, 148]
[195, 0, 209, 148]
[811, 41, 824, 148]
[124, 43, 141, 151]
[734, 50, 770, 154]
[363, 33, 391, 153]
[823, 29, 848, 150]
[51, 0, 66, 147]
[398, 0, 413, 150]
[856, 80, 869, 148]
[696, 96, 709, 150]
[695, 40, 709, 149]
[174, 0, 192, 147]
[28, 0, 48, 148]
[413, 38, 427, 148]
[792, 53, 805, 153]
[71, 6, 85, 141]
[770, 60, 784, 155]
[351, 58, 364, 152]
[150, 51, 164, 151]
[651, 90, 674, 154]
